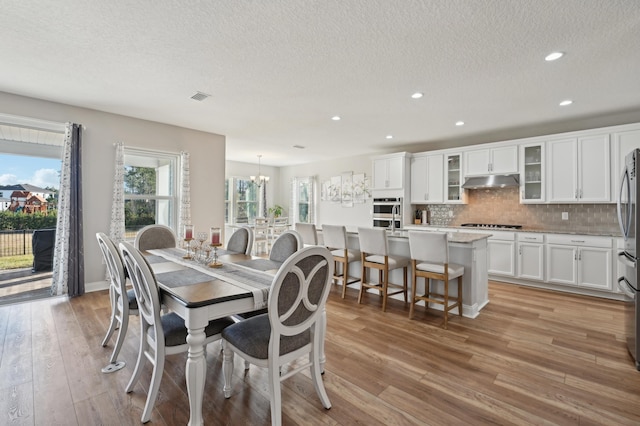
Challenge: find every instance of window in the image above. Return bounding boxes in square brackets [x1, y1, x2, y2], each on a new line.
[292, 176, 315, 223]
[124, 149, 179, 236]
[225, 177, 259, 224]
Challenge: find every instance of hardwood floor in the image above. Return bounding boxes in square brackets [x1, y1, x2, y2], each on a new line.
[1, 281, 639, 425]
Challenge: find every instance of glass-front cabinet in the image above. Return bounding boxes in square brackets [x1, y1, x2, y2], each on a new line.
[520, 143, 544, 203]
[446, 153, 465, 203]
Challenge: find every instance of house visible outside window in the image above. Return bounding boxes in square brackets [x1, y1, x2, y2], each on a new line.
[225, 177, 259, 224]
[123, 149, 178, 238]
[292, 176, 315, 223]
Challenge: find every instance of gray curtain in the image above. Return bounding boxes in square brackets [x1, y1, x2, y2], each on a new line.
[52, 123, 84, 297]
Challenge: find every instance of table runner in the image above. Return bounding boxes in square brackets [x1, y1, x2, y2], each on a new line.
[148, 248, 272, 309]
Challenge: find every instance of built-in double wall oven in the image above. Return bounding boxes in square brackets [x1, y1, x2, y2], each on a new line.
[372, 197, 402, 229]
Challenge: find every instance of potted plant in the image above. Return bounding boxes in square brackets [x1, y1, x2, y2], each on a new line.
[268, 204, 284, 218]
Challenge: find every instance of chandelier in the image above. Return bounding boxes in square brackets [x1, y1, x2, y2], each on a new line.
[250, 155, 270, 187]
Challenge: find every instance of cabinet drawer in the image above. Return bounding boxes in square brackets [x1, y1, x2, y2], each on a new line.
[546, 234, 612, 248]
[518, 233, 544, 243]
[489, 231, 515, 241]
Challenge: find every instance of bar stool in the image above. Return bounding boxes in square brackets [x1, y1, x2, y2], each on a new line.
[408, 231, 463, 329]
[295, 222, 318, 247]
[322, 224, 360, 298]
[357, 227, 408, 312]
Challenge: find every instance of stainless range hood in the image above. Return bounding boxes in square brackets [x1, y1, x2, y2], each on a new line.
[462, 174, 520, 189]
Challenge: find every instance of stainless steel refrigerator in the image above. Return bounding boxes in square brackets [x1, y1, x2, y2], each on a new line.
[617, 148, 640, 369]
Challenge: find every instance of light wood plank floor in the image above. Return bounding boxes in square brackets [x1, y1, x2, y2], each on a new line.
[1, 281, 639, 425]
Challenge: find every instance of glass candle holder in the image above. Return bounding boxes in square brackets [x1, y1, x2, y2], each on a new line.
[210, 227, 221, 246]
[184, 224, 194, 241]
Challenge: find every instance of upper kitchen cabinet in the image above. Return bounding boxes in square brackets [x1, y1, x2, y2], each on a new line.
[372, 152, 411, 199]
[446, 153, 466, 203]
[410, 153, 444, 203]
[613, 127, 640, 200]
[464, 145, 518, 176]
[520, 143, 545, 203]
[546, 134, 610, 203]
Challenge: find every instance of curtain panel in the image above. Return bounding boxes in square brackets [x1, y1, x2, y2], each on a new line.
[52, 123, 84, 297]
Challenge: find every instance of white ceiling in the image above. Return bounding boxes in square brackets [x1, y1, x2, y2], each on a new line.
[1, 1, 639, 166]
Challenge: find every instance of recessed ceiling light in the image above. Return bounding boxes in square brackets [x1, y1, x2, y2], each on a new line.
[331, 116, 341, 121]
[545, 52, 564, 61]
[386, 135, 393, 139]
[455, 121, 465, 126]
[411, 92, 423, 99]
[559, 100, 573, 106]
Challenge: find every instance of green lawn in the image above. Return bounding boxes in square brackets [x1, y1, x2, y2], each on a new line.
[0, 255, 33, 270]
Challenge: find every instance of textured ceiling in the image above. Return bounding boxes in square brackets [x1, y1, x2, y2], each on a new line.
[1, 0, 639, 166]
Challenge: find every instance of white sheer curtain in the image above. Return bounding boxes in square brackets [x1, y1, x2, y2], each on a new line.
[178, 151, 191, 237]
[52, 122, 84, 296]
[109, 142, 125, 245]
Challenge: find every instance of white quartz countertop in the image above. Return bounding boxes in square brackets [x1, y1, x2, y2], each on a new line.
[339, 228, 492, 244]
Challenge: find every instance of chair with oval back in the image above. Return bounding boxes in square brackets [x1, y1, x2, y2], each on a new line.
[96, 232, 138, 372]
[119, 241, 234, 423]
[227, 225, 254, 255]
[222, 246, 334, 426]
[134, 224, 177, 251]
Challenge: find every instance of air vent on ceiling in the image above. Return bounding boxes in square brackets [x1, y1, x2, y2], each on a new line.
[190, 91, 211, 101]
[293, 145, 305, 149]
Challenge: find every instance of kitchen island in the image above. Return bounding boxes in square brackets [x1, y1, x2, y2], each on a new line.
[318, 228, 492, 318]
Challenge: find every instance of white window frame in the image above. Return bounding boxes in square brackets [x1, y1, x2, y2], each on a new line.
[291, 176, 316, 224]
[225, 177, 259, 224]
[123, 147, 179, 233]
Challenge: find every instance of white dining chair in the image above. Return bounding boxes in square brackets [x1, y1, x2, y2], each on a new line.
[119, 241, 234, 423]
[134, 224, 177, 251]
[253, 217, 270, 255]
[222, 246, 334, 426]
[96, 232, 138, 373]
[408, 231, 464, 329]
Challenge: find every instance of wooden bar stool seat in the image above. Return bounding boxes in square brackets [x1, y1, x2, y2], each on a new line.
[322, 224, 360, 298]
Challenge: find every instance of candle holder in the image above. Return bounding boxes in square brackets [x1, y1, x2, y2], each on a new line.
[183, 224, 194, 259]
[208, 226, 223, 268]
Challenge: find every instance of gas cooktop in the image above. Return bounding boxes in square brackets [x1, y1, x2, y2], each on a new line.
[460, 223, 523, 229]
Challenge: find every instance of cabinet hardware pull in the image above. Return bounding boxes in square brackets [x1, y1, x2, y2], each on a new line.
[571, 240, 585, 243]
[524, 237, 536, 240]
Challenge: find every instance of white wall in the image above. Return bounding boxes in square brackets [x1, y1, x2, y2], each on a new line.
[0, 91, 226, 288]
[278, 154, 375, 228]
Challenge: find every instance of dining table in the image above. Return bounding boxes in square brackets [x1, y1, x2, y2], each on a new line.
[144, 246, 327, 426]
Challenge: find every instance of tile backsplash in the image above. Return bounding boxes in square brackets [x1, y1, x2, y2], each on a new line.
[415, 187, 620, 235]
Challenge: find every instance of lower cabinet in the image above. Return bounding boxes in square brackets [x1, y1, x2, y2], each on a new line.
[546, 235, 613, 291]
[487, 232, 516, 277]
[517, 234, 544, 281]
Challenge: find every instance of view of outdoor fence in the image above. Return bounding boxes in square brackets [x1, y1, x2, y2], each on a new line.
[0, 229, 35, 257]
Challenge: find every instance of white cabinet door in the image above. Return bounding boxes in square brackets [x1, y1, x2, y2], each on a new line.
[614, 129, 640, 201]
[464, 149, 491, 176]
[547, 138, 578, 202]
[578, 134, 610, 202]
[546, 244, 577, 285]
[578, 247, 612, 291]
[547, 135, 610, 203]
[490, 145, 518, 174]
[410, 156, 428, 202]
[517, 242, 544, 281]
[488, 240, 515, 276]
[373, 158, 388, 189]
[387, 156, 404, 189]
[426, 154, 444, 203]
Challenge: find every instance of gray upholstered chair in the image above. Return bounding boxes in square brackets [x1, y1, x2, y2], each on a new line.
[96, 232, 138, 372]
[408, 231, 464, 329]
[119, 241, 234, 423]
[227, 226, 253, 255]
[222, 246, 334, 426]
[357, 227, 409, 312]
[321, 224, 360, 298]
[295, 222, 318, 247]
[134, 224, 177, 251]
[269, 230, 303, 263]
